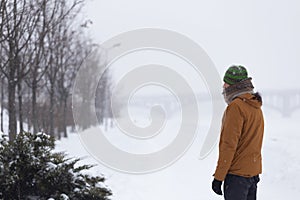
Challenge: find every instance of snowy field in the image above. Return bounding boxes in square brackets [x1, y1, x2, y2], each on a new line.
[55, 104, 300, 200]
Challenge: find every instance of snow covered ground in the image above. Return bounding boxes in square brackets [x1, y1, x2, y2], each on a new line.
[55, 104, 300, 200]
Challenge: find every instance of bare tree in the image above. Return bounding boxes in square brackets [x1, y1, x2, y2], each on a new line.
[26, 0, 54, 134]
[41, 0, 86, 137]
[56, 35, 95, 138]
[73, 47, 101, 131]
[0, 0, 110, 140]
[0, 1, 5, 132]
[0, 0, 40, 139]
[95, 63, 113, 128]
[25, 0, 84, 134]
[44, 27, 59, 136]
[0, 76, 5, 133]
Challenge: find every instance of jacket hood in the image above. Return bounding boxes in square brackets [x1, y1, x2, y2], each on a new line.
[236, 93, 262, 109]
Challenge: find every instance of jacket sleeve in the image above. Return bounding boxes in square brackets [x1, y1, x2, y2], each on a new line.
[214, 102, 244, 181]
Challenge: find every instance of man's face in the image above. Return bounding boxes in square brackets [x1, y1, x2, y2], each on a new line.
[222, 82, 230, 104]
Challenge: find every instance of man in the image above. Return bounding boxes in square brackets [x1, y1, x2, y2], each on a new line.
[212, 65, 264, 200]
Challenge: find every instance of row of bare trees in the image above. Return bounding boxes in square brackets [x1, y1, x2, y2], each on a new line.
[0, 0, 111, 140]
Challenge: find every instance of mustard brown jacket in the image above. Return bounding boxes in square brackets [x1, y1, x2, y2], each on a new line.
[214, 93, 264, 181]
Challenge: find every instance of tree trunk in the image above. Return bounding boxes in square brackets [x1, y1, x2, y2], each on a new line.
[49, 83, 55, 137]
[8, 49, 17, 140]
[8, 80, 17, 140]
[26, 87, 31, 132]
[31, 80, 38, 134]
[1, 78, 4, 133]
[63, 97, 67, 138]
[17, 80, 23, 133]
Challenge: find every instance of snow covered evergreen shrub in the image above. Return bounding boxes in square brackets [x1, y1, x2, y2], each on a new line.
[0, 132, 112, 200]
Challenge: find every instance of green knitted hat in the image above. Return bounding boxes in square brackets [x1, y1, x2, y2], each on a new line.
[223, 65, 248, 85]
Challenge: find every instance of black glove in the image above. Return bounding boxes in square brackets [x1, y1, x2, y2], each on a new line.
[212, 178, 223, 195]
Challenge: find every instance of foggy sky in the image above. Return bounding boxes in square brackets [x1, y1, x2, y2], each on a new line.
[83, 0, 300, 90]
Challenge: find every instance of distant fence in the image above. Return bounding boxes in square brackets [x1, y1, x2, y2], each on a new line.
[261, 89, 300, 117]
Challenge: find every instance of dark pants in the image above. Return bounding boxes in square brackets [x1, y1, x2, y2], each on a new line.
[223, 174, 260, 200]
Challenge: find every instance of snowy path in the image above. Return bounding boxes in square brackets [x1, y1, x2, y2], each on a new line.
[55, 108, 300, 200]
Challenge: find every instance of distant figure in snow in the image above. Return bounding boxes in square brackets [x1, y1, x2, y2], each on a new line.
[212, 65, 264, 200]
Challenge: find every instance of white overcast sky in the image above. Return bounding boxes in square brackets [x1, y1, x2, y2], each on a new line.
[82, 0, 300, 90]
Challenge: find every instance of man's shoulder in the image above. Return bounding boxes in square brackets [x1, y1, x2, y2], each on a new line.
[225, 99, 244, 115]
[228, 98, 244, 108]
